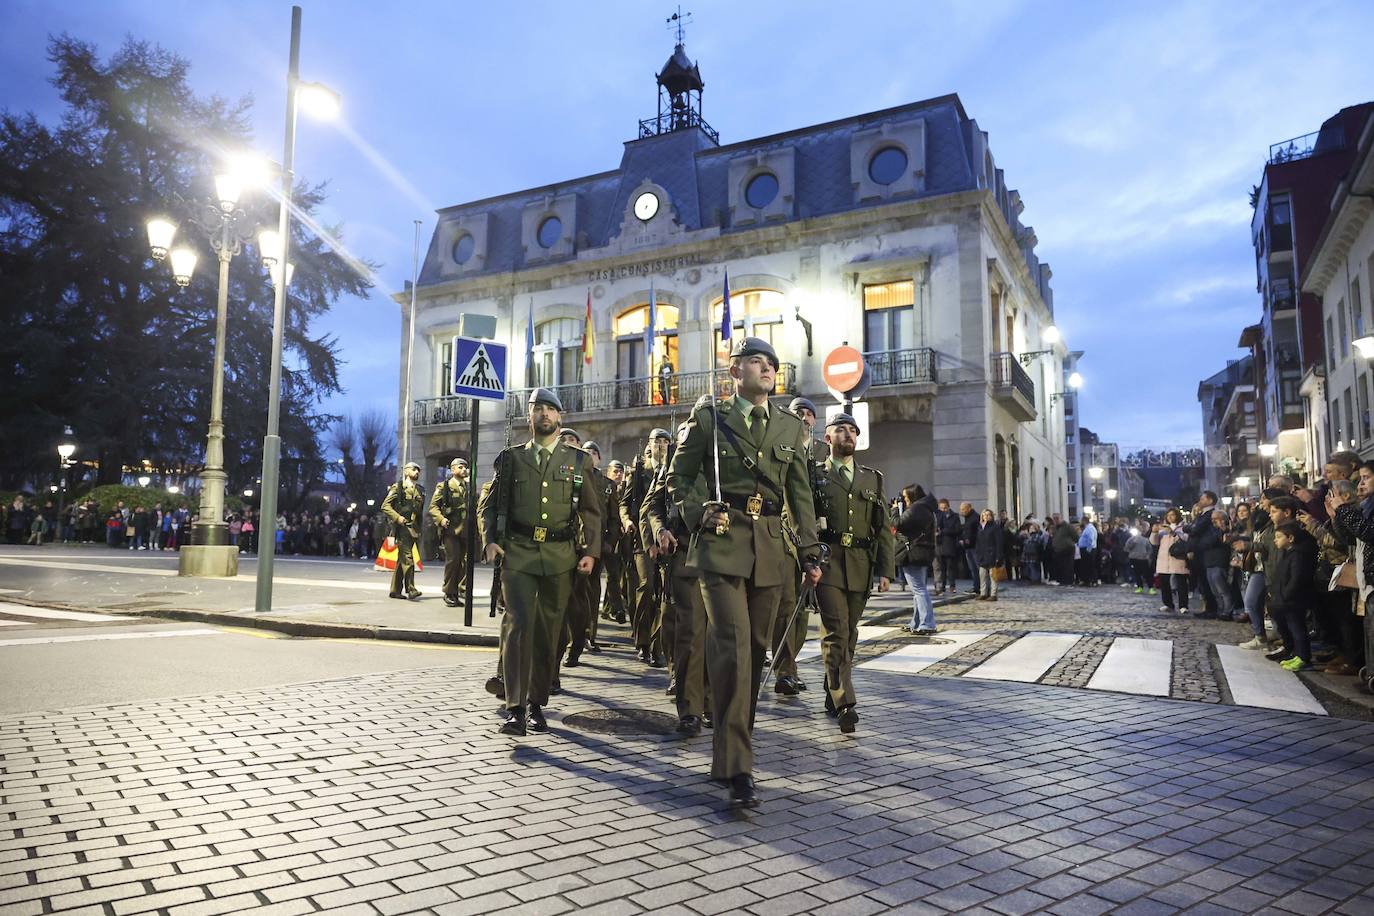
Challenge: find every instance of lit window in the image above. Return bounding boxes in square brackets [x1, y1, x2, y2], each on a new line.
[863, 281, 915, 311]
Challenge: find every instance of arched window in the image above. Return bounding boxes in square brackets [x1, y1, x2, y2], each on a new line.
[532, 317, 584, 390]
[614, 303, 679, 406]
[710, 289, 784, 363]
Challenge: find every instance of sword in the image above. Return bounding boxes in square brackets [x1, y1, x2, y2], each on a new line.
[757, 542, 830, 702]
[703, 371, 728, 535]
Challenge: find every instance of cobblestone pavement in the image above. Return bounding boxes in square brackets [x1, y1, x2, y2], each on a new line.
[5, 636, 1374, 915]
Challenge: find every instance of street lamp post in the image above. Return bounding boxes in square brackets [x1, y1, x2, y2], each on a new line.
[1258, 442, 1278, 479]
[1105, 487, 1118, 522]
[254, 5, 340, 614]
[57, 427, 75, 542]
[148, 171, 262, 578]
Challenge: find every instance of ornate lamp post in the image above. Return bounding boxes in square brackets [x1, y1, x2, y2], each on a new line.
[56, 427, 76, 540]
[147, 166, 262, 577]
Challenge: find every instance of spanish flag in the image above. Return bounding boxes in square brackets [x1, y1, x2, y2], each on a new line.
[374, 536, 423, 572]
[582, 288, 594, 366]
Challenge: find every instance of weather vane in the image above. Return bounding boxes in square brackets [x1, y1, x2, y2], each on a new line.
[666, 6, 692, 44]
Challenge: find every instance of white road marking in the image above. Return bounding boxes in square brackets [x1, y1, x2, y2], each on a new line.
[1086, 638, 1172, 696]
[1216, 644, 1327, 716]
[0, 628, 223, 647]
[0, 557, 423, 593]
[965, 632, 1081, 683]
[0, 603, 136, 622]
[0, 620, 27, 627]
[858, 632, 991, 674]
[797, 626, 899, 662]
[0, 558, 179, 577]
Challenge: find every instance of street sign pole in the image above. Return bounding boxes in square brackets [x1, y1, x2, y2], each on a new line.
[463, 398, 479, 628]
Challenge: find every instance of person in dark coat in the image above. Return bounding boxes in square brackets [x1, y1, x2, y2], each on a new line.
[974, 509, 1005, 600]
[934, 499, 962, 594]
[895, 485, 939, 633]
[1266, 520, 1318, 670]
[960, 502, 980, 594]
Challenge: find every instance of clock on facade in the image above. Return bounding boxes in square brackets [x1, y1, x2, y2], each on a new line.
[634, 191, 659, 222]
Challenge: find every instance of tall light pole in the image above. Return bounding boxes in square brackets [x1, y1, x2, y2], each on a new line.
[56, 427, 75, 542]
[1258, 442, 1278, 480]
[255, 5, 340, 613]
[148, 169, 260, 577]
[1104, 487, 1118, 522]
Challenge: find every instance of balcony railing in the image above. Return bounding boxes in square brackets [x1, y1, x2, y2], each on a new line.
[413, 364, 799, 428]
[990, 351, 1037, 421]
[864, 348, 938, 387]
[1267, 126, 1345, 165]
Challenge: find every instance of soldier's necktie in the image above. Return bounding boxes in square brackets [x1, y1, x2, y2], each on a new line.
[537, 447, 549, 472]
[751, 405, 768, 441]
[840, 464, 852, 487]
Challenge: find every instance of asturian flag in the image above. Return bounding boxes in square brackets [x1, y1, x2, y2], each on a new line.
[582, 289, 594, 367]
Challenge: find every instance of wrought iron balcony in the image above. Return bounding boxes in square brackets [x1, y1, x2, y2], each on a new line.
[639, 111, 719, 144]
[413, 364, 799, 429]
[864, 348, 938, 387]
[990, 352, 1037, 421]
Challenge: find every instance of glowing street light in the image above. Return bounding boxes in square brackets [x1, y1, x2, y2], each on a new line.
[1088, 466, 1104, 481]
[168, 247, 198, 287]
[1042, 325, 1061, 345]
[137, 475, 151, 488]
[146, 218, 177, 260]
[1067, 371, 1083, 389]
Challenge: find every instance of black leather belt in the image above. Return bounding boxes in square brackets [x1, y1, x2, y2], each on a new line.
[821, 529, 874, 549]
[510, 520, 575, 543]
[723, 493, 781, 518]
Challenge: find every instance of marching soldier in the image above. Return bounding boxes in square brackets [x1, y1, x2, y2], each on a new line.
[554, 428, 606, 668]
[622, 429, 671, 666]
[600, 459, 629, 624]
[480, 389, 603, 736]
[667, 337, 820, 809]
[382, 460, 426, 600]
[645, 412, 711, 736]
[428, 456, 470, 607]
[773, 396, 829, 695]
[814, 412, 895, 733]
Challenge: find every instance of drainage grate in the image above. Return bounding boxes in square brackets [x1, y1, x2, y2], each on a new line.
[561, 708, 680, 736]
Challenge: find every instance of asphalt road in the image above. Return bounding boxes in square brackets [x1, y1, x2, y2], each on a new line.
[0, 613, 491, 716]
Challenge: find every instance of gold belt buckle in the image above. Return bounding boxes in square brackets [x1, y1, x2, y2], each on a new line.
[533, 526, 548, 542]
[745, 494, 763, 518]
[841, 532, 854, 547]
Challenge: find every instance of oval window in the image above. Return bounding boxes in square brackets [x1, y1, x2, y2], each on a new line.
[537, 215, 563, 249]
[452, 233, 475, 265]
[868, 146, 908, 185]
[745, 172, 779, 209]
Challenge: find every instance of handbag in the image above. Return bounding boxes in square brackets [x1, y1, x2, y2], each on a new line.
[1168, 538, 1190, 560]
[125, 525, 136, 537]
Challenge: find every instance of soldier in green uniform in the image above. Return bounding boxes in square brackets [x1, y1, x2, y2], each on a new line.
[622, 429, 671, 666]
[772, 396, 828, 696]
[646, 412, 711, 736]
[555, 427, 606, 668]
[382, 460, 425, 600]
[428, 456, 470, 607]
[667, 337, 820, 808]
[600, 459, 629, 625]
[480, 388, 603, 736]
[814, 413, 895, 733]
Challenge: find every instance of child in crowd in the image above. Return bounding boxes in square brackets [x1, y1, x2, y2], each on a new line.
[1267, 520, 1318, 671]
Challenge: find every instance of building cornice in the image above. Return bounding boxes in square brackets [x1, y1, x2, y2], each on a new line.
[1302, 111, 1374, 295]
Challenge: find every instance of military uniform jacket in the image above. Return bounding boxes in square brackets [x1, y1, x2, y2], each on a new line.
[428, 476, 468, 531]
[645, 460, 706, 581]
[667, 395, 819, 587]
[602, 479, 625, 556]
[818, 460, 896, 591]
[619, 460, 657, 553]
[382, 482, 425, 534]
[479, 440, 604, 577]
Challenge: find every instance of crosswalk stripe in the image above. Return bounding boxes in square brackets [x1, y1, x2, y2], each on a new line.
[1086, 638, 1171, 696]
[964, 632, 1081, 683]
[0, 620, 28, 627]
[0, 602, 135, 623]
[1216, 645, 1327, 716]
[797, 626, 898, 662]
[0, 629, 223, 647]
[858, 632, 990, 674]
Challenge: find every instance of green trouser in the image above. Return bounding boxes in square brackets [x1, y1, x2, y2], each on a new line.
[500, 567, 575, 710]
[601, 550, 626, 618]
[816, 583, 869, 710]
[632, 552, 660, 651]
[670, 551, 709, 719]
[559, 557, 600, 660]
[440, 527, 467, 598]
[658, 558, 676, 666]
[699, 571, 781, 779]
[770, 563, 807, 681]
[390, 528, 418, 595]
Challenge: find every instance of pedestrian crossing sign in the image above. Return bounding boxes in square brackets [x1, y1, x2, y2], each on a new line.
[451, 336, 508, 402]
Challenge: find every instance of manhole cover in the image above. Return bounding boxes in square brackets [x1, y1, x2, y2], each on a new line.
[561, 708, 680, 736]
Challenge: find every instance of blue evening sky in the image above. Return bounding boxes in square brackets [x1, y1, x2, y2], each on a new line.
[4, 0, 1372, 451]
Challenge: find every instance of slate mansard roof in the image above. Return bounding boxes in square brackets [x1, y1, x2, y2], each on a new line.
[418, 93, 1025, 286]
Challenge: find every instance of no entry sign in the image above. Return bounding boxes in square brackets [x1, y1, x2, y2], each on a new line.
[822, 345, 865, 394]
